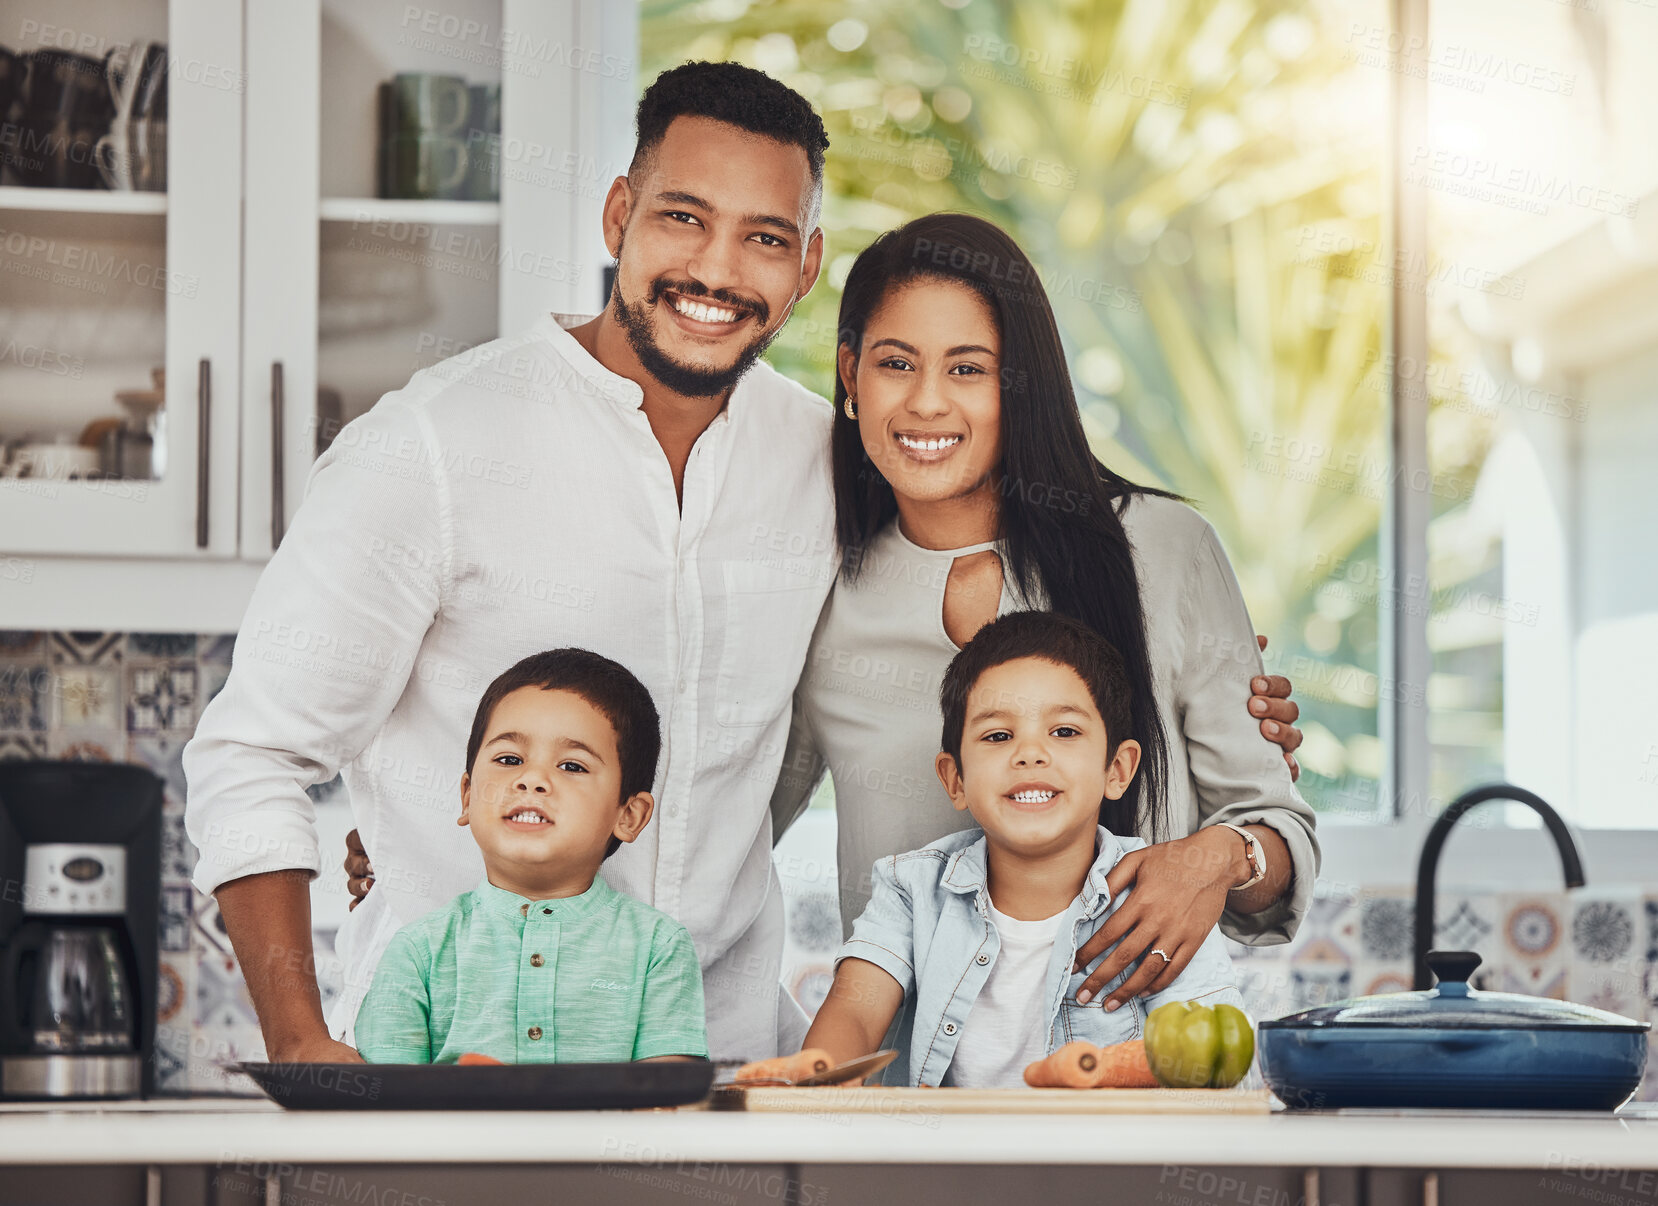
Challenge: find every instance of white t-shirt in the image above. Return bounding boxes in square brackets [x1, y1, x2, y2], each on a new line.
[942, 897, 1070, 1088]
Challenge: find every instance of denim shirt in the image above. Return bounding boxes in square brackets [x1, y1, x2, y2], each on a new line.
[835, 825, 1244, 1088]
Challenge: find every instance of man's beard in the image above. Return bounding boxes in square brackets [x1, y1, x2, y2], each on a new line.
[611, 273, 781, 399]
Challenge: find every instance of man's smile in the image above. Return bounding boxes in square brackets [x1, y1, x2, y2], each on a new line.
[661, 288, 753, 337]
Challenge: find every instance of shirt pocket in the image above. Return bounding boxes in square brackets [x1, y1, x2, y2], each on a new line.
[1060, 969, 1143, 1046]
[714, 561, 819, 728]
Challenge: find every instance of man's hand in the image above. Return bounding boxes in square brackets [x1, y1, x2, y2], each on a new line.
[1069, 828, 1239, 1011]
[1251, 635, 1302, 782]
[345, 828, 374, 911]
[215, 869, 348, 1064]
[269, 1036, 365, 1064]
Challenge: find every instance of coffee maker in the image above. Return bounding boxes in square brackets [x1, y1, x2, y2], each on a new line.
[0, 761, 163, 1100]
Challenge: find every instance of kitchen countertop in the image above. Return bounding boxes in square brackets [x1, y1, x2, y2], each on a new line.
[0, 1099, 1655, 1169]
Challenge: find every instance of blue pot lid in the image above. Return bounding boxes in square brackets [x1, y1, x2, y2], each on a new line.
[1261, 950, 1651, 1032]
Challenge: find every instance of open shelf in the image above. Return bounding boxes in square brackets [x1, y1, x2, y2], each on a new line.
[0, 187, 167, 215]
[318, 198, 499, 225]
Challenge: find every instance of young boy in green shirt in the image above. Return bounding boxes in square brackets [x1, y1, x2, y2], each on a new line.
[354, 649, 708, 1064]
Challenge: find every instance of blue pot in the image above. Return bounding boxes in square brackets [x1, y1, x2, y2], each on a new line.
[1259, 950, 1649, 1110]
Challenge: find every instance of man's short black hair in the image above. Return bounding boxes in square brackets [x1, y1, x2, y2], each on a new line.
[631, 60, 829, 186]
[464, 649, 661, 860]
[939, 611, 1137, 825]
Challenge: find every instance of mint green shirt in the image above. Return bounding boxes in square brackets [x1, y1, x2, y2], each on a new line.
[354, 874, 708, 1064]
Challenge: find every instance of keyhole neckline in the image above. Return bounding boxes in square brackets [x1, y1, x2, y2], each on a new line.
[890, 521, 1003, 559]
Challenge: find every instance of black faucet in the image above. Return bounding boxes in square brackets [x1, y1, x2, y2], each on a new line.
[1412, 783, 1586, 989]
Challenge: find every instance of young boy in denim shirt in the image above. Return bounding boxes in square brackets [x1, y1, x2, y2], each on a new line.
[801, 610, 1241, 1087]
[354, 649, 708, 1064]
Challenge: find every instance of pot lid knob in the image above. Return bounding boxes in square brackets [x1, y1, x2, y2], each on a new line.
[1425, 949, 1482, 986]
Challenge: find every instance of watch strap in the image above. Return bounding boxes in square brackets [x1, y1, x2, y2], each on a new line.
[1215, 822, 1266, 891]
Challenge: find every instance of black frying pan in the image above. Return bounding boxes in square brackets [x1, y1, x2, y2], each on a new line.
[233, 1059, 715, 1110]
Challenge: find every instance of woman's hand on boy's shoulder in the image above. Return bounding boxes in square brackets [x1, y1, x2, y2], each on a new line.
[1250, 635, 1302, 782]
[1068, 828, 1241, 1012]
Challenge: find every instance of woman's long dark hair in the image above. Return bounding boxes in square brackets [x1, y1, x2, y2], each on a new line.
[831, 213, 1177, 842]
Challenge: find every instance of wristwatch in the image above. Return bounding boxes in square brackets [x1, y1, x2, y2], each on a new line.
[1214, 822, 1266, 891]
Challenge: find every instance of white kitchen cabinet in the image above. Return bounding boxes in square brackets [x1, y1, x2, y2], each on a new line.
[0, 0, 243, 559]
[0, 0, 632, 628]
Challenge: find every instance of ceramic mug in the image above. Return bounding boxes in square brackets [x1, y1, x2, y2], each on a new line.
[4, 111, 104, 188]
[104, 41, 164, 122]
[464, 84, 501, 201]
[95, 116, 166, 191]
[0, 45, 23, 121]
[385, 132, 468, 199]
[19, 48, 107, 120]
[464, 128, 498, 201]
[391, 73, 468, 136]
[13, 443, 100, 481]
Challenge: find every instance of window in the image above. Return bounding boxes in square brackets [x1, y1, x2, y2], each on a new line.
[1419, 0, 1658, 828]
[641, 0, 1394, 820]
[637, 0, 1658, 1019]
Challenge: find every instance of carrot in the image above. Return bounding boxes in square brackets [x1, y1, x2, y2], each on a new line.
[1024, 1041, 1105, 1088]
[1023, 1039, 1160, 1089]
[733, 1047, 833, 1084]
[1086, 1038, 1160, 1088]
[457, 1052, 505, 1066]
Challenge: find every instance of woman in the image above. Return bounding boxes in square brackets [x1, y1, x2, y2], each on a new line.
[769, 213, 1318, 1010]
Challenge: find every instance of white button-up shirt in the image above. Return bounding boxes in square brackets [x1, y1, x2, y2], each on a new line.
[183, 314, 837, 1060]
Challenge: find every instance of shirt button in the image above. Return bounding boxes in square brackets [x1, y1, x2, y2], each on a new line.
[976, 954, 989, 965]
[677, 679, 687, 694]
[943, 1023, 957, 1036]
[667, 803, 679, 818]
[530, 953, 544, 968]
[520, 903, 529, 916]
[527, 1026, 543, 1041]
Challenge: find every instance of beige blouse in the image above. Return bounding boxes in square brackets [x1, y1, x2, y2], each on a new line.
[769, 493, 1320, 945]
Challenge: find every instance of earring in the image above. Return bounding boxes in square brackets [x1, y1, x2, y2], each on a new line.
[843, 394, 858, 421]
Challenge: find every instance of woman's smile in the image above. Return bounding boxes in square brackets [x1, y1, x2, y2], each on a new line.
[894, 429, 965, 464]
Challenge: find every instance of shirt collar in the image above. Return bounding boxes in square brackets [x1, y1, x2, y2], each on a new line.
[537, 311, 744, 430]
[941, 824, 1126, 914]
[471, 872, 614, 923]
[537, 312, 646, 411]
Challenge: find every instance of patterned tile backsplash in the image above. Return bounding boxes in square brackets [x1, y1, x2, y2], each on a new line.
[0, 629, 282, 1095]
[2, 629, 1655, 1102]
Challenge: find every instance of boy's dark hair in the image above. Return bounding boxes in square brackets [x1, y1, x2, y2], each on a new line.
[938, 610, 1144, 832]
[631, 60, 829, 187]
[464, 649, 661, 859]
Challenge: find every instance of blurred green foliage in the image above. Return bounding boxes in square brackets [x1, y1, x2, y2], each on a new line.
[640, 0, 1499, 814]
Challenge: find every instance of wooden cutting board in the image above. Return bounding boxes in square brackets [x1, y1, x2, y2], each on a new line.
[709, 1086, 1270, 1114]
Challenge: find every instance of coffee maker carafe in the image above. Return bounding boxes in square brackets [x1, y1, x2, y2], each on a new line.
[0, 763, 162, 1099]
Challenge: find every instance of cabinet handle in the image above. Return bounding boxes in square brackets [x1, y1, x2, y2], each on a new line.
[270, 361, 286, 549]
[195, 358, 210, 548]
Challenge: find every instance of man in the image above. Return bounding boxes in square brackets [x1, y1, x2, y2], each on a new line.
[186, 62, 837, 1062]
[185, 61, 1303, 1064]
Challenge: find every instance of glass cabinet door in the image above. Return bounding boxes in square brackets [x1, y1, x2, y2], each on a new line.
[242, 0, 505, 561]
[0, 0, 241, 556]
[239, 0, 627, 560]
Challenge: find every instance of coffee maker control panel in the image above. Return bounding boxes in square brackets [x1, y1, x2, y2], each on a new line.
[22, 844, 127, 916]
